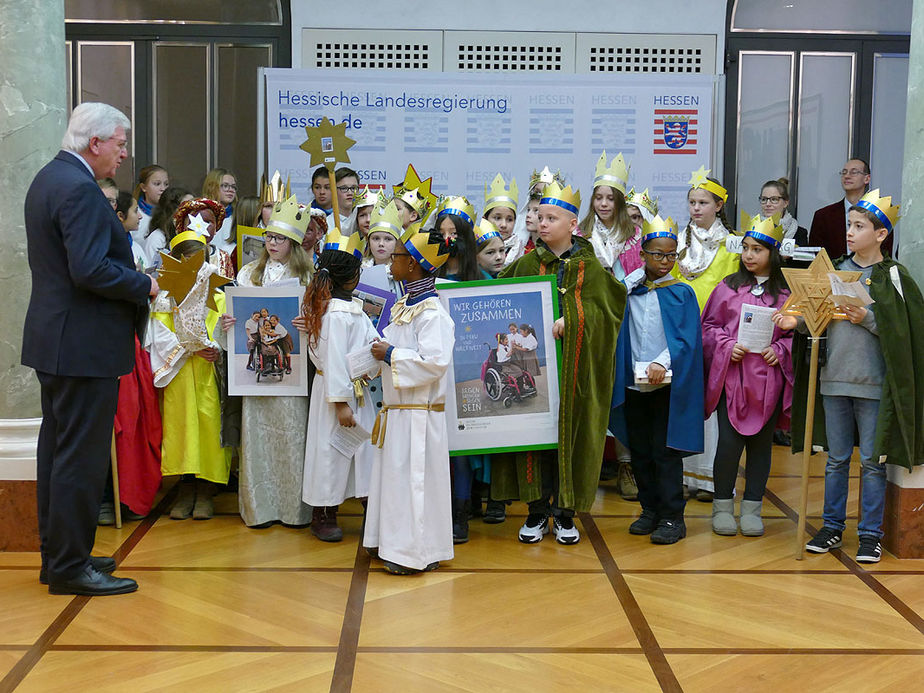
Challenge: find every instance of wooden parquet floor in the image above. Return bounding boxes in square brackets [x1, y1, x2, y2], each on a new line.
[1, 447, 922, 692]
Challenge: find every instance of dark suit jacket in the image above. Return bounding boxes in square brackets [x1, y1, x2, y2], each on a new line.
[809, 198, 894, 258]
[22, 151, 151, 378]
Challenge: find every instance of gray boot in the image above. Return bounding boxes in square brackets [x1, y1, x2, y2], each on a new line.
[711, 498, 737, 536]
[739, 500, 765, 536]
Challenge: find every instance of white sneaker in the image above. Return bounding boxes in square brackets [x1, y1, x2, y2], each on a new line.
[518, 514, 549, 543]
[553, 516, 580, 545]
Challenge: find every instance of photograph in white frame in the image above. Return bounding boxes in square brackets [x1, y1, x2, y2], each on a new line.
[437, 277, 560, 455]
[225, 285, 308, 397]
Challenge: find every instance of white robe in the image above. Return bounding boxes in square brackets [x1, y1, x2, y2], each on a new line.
[303, 297, 380, 506]
[363, 295, 455, 570]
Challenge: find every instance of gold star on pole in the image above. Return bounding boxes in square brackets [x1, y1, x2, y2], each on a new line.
[157, 248, 230, 312]
[299, 117, 356, 168]
[780, 248, 862, 336]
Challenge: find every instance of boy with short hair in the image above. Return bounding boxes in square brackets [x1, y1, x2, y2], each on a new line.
[310, 167, 332, 215]
[492, 182, 626, 545]
[610, 216, 704, 544]
[783, 189, 924, 563]
[327, 166, 361, 230]
[366, 211, 455, 574]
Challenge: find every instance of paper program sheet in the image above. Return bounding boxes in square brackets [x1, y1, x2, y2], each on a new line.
[828, 273, 875, 307]
[737, 303, 776, 351]
[347, 345, 378, 380]
[330, 423, 371, 458]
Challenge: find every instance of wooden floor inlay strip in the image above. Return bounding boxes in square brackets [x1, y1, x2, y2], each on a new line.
[329, 540, 371, 693]
[580, 513, 683, 693]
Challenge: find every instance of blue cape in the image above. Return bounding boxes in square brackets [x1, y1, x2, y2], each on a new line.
[609, 281, 704, 454]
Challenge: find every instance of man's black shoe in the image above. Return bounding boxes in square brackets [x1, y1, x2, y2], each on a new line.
[48, 565, 137, 596]
[40, 556, 116, 585]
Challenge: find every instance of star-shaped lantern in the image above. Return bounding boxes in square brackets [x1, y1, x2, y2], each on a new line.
[299, 117, 356, 168]
[157, 248, 230, 312]
[780, 248, 862, 336]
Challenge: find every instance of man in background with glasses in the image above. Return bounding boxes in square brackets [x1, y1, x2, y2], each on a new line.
[810, 158, 893, 258]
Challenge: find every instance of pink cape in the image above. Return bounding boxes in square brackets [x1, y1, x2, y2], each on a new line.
[702, 281, 794, 435]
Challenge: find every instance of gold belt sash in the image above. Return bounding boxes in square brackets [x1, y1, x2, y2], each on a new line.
[370, 403, 445, 448]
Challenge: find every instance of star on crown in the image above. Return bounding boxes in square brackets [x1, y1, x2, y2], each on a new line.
[688, 165, 711, 189]
[187, 213, 211, 239]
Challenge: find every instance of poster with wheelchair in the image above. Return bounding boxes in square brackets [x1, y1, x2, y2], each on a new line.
[224, 285, 309, 396]
[437, 276, 561, 456]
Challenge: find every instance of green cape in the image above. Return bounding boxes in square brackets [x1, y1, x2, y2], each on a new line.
[490, 236, 627, 510]
[791, 256, 924, 470]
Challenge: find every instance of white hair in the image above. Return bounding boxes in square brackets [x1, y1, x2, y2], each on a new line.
[61, 102, 131, 152]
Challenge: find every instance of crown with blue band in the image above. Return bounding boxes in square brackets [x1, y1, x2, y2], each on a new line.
[641, 215, 678, 244]
[322, 226, 366, 259]
[741, 211, 784, 249]
[400, 223, 450, 273]
[539, 182, 581, 216]
[855, 189, 900, 233]
[436, 195, 476, 227]
[474, 218, 502, 246]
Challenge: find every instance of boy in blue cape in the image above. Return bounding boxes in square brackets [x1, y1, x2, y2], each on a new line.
[610, 215, 704, 544]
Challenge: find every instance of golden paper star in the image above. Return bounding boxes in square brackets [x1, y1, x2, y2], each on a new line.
[157, 248, 230, 312]
[781, 248, 862, 337]
[299, 117, 356, 168]
[688, 165, 711, 188]
[394, 164, 438, 220]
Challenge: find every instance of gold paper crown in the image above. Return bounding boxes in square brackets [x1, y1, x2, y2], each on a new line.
[528, 166, 565, 192]
[483, 174, 519, 215]
[169, 229, 207, 251]
[474, 218, 502, 246]
[352, 185, 380, 210]
[641, 215, 679, 244]
[688, 165, 728, 202]
[393, 164, 437, 220]
[856, 188, 900, 232]
[436, 195, 476, 227]
[266, 194, 310, 243]
[593, 151, 630, 194]
[625, 188, 659, 219]
[260, 170, 290, 206]
[539, 182, 581, 217]
[741, 211, 785, 248]
[368, 200, 404, 240]
[400, 224, 450, 273]
[322, 226, 366, 259]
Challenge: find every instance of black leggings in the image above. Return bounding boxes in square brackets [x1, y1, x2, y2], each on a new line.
[712, 393, 781, 501]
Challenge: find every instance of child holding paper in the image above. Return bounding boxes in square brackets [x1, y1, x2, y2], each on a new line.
[610, 215, 704, 544]
[778, 189, 924, 563]
[301, 226, 379, 542]
[702, 214, 793, 536]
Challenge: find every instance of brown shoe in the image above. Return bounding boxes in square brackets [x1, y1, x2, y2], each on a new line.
[617, 462, 638, 501]
[169, 481, 196, 520]
[310, 506, 343, 542]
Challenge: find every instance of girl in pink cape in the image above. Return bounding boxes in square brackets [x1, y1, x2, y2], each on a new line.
[702, 214, 794, 537]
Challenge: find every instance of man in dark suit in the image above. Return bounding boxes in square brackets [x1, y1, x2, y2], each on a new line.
[22, 102, 158, 596]
[809, 158, 893, 258]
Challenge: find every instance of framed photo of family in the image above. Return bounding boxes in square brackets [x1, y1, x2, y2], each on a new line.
[436, 276, 562, 456]
[224, 286, 308, 397]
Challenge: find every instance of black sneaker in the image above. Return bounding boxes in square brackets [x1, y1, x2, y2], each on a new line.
[628, 509, 658, 535]
[552, 515, 580, 545]
[518, 513, 549, 543]
[856, 536, 882, 564]
[805, 527, 843, 554]
[483, 499, 507, 524]
[650, 519, 686, 544]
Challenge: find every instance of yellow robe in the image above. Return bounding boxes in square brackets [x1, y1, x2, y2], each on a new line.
[149, 291, 231, 484]
[671, 245, 740, 312]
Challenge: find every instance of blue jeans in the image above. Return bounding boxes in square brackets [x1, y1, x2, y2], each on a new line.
[821, 395, 886, 538]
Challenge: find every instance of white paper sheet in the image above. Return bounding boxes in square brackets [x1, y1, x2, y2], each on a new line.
[634, 361, 673, 384]
[330, 423, 371, 458]
[737, 303, 776, 351]
[828, 273, 875, 307]
[347, 345, 378, 380]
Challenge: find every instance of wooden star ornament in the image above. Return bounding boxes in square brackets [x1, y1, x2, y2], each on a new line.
[157, 248, 230, 312]
[780, 248, 861, 337]
[299, 117, 356, 168]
